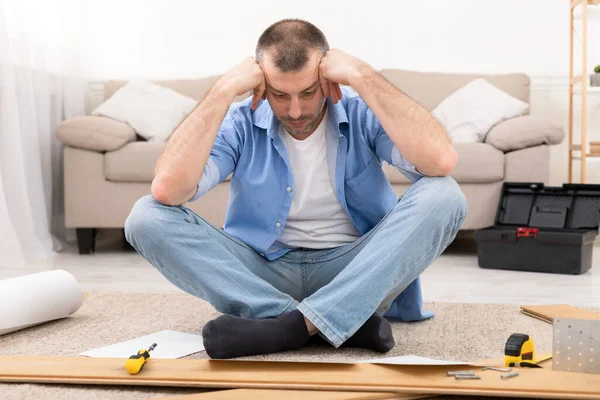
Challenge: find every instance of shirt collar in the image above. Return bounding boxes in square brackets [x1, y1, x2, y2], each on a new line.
[252, 97, 349, 139]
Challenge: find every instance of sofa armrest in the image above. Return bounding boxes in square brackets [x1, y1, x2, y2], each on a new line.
[484, 115, 564, 152]
[56, 116, 137, 152]
[505, 145, 550, 183]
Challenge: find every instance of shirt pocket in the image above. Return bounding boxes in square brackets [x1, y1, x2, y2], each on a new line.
[344, 156, 396, 232]
[345, 156, 381, 189]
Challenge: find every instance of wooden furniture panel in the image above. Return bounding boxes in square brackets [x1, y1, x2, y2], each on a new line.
[0, 356, 598, 399]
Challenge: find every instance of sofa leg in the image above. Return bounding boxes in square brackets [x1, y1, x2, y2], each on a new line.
[122, 229, 135, 252]
[76, 228, 97, 255]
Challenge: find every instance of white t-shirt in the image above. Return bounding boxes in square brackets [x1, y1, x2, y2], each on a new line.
[277, 109, 361, 249]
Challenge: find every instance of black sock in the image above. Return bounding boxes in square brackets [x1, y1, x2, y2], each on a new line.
[307, 314, 395, 353]
[202, 310, 310, 359]
[343, 314, 395, 352]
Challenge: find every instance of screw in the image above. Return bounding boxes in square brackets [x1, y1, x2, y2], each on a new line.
[482, 366, 512, 372]
[501, 371, 520, 380]
[455, 375, 482, 380]
[447, 370, 475, 376]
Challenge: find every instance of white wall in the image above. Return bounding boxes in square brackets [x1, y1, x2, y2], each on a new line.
[82, 0, 600, 79]
[81, 0, 600, 185]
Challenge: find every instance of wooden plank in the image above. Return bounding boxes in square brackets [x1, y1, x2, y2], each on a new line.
[162, 355, 547, 399]
[569, 0, 574, 183]
[162, 389, 427, 400]
[521, 304, 600, 324]
[0, 356, 599, 399]
[582, 0, 589, 183]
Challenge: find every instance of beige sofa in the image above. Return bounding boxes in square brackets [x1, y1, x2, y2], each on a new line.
[56, 70, 564, 254]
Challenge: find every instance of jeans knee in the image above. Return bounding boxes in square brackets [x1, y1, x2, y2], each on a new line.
[415, 175, 467, 221]
[439, 176, 467, 218]
[124, 194, 166, 246]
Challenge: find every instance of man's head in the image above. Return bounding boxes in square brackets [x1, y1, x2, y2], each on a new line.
[256, 19, 329, 138]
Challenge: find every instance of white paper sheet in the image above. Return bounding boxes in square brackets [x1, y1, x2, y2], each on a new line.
[80, 330, 205, 359]
[0, 270, 84, 335]
[355, 355, 471, 366]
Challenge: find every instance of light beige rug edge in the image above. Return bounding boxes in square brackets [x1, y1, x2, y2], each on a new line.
[0, 291, 597, 400]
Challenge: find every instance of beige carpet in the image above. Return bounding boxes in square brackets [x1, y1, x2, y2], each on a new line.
[0, 292, 597, 400]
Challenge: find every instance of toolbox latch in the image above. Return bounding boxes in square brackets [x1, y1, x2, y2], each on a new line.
[516, 227, 539, 238]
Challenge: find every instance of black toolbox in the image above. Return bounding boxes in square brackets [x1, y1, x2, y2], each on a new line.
[474, 182, 600, 275]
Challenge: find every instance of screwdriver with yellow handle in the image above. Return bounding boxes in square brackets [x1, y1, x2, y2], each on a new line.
[125, 343, 157, 375]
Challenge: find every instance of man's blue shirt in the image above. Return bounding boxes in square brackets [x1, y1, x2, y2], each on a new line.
[190, 87, 433, 322]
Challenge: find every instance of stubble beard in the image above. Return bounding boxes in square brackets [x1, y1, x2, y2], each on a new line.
[281, 102, 327, 137]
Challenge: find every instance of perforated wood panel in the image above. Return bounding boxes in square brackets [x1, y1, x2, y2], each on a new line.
[553, 317, 600, 374]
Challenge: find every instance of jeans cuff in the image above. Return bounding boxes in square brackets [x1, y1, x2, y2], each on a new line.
[297, 302, 345, 347]
[282, 298, 300, 314]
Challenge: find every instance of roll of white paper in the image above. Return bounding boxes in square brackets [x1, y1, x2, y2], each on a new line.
[0, 270, 84, 335]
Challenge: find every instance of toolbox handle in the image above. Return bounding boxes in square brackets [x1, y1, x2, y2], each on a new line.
[516, 227, 539, 238]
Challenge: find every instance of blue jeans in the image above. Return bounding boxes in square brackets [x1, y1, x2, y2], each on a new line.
[125, 176, 466, 347]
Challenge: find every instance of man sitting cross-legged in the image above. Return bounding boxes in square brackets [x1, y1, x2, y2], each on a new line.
[125, 18, 467, 359]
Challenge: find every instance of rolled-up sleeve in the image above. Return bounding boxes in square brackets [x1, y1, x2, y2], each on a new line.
[361, 103, 424, 183]
[189, 108, 243, 202]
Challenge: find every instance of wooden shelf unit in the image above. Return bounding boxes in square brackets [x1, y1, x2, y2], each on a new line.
[570, 143, 600, 159]
[568, 0, 600, 183]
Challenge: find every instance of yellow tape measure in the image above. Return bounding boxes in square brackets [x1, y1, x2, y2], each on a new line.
[504, 333, 537, 367]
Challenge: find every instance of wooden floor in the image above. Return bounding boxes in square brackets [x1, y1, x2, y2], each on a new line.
[1, 231, 598, 308]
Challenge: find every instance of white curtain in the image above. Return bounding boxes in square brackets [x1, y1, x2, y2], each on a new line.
[0, 0, 86, 267]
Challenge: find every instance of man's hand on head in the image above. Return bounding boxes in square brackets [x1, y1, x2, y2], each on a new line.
[318, 49, 371, 104]
[219, 57, 266, 110]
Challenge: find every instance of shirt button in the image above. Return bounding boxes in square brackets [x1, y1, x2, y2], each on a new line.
[275, 222, 281, 228]
[260, 253, 265, 257]
[286, 186, 292, 192]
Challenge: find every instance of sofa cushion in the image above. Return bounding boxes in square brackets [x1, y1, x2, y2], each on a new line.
[93, 81, 198, 142]
[432, 78, 529, 144]
[56, 116, 136, 152]
[383, 143, 504, 184]
[104, 76, 251, 103]
[105, 141, 164, 182]
[104, 142, 234, 183]
[380, 69, 530, 113]
[106, 141, 504, 184]
[484, 115, 564, 152]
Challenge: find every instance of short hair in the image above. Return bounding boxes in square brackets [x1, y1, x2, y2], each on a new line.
[255, 19, 329, 72]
